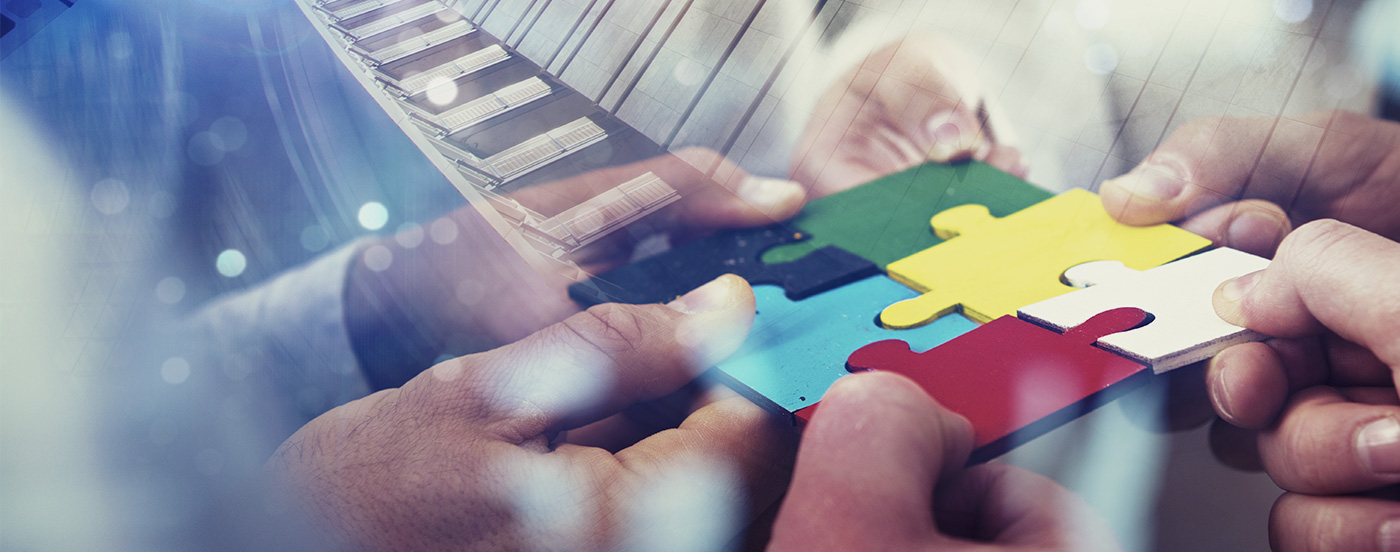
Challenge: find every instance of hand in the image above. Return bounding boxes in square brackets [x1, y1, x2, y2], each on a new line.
[768, 371, 1120, 551]
[346, 148, 807, 388]
[1208, 220, 1400, 551]
[268, 275, 799, 551]
[1100, 110, 1400, 257]
[789, 33, 1027, 198]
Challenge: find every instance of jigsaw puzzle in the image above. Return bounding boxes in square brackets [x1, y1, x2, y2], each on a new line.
[1018, 247, 1272, 373]
[567, 158, 1259, 460]
[708, 276, 977, 415]
[879, 188, 1212, 329]
[762, 161, 1052, 267]
[800, 307, 1153, 463]
[568, 224, 880, 307]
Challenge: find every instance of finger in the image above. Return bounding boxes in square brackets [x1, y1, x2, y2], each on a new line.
[1176, 199, 1292, 257]
[871, 34, 988, 162]
[612, 395, 799, 519]
[1324, 335, 1396, 387]
[1102, 111, 1400, 238]
[789, 34, 988, 197]
[1212, 219, 1400, 370]
[564, 383, 741, 452]
[1209, 335, 1393, 430]
[769, 372, 973, 550]
[1208, 342, 1291, 429]
[1301, 112, 1400, 241]
[509, 149, 805, 232]
[918, 109, 987, 163]
[1101, 115, 1280, 225]
[1100, 113, 1329, 226]
[1259, 386, 1400, 494]
[934, 463, 1123, 551]
[789, 61, 884, 195]
[424, 275, 756, 441]
[668, 147, 806, 227]
[982, 144, 1028, 180]
[1270, 492, 1400, 552]
[502, 395, 794, 552]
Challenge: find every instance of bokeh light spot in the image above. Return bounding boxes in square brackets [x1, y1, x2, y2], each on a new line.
[364, 245, 394, 272]
[395, 222, 426, 249]
[155, 277, 186, 305]
[456, 278, 485, 306]
[209, 117, 249, 152]
[1084, 43, 1120, 75]
[161, 357, 191, 384]
[1273, 0, 1313, 23]
[300, 224, 331, 252]
[429, 217, 459, 244]
[216, 249, 247, 278]
[108, 32, 134, 61]
[672, 57, 706, 86]
[426, 77, 459, 106]
[90, 179, 130, 215]
[187, 132, 225, 166]
[358, 202, 390, 231]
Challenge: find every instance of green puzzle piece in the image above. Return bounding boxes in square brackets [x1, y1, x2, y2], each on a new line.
[762, 161, 1053, 267]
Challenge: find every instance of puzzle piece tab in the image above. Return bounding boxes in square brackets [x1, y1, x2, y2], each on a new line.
[762, 161, 1053, 268]
[880, 189, 1211, 328]
[1017, 247, 1271, 373]
[797, 308, 1152, 463]
[569, 224, 880, 307]
[709, 276, 977, 415]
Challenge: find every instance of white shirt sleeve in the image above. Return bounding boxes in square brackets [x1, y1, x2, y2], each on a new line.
[184, 240, 373, 437]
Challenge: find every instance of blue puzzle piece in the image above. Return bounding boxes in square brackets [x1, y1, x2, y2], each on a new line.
[711, 276, 978, 416]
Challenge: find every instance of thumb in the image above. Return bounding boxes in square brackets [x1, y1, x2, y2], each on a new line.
[1212, 220, 1400, 368]
[420, 275, 757, 441]
[769, 371, 973, 550]
[1099, 115, 1304, 226]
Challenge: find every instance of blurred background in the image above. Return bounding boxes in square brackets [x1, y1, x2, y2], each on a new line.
[2, 0, 1397, 550]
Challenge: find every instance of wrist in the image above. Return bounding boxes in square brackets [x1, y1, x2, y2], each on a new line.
[343, 238, 445, 389]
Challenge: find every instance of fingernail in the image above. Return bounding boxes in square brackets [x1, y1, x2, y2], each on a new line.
[1358, 417, 1400, 475]
[736, 176, 801, 210]
[1227, 210, 1288, 255]
[1106, 159, 1189, 201]
[1220, 270, 1262, 303]
[1379, 519, 1400, 552]
[924, 113, 978, 162]
[668, 276, 737, 314]
[1210, 361, 1238, 422]
[671, 276, 754, 368]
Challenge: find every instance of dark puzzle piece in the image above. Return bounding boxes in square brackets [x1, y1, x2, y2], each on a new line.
[796, 307, 1153, 464]
[569, 224, 881, 307]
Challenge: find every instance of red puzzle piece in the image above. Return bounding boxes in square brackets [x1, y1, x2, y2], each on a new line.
[797, 308, 1151, 463]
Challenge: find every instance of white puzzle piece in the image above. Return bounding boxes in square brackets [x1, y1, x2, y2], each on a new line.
[1018, 248, 1272, 373]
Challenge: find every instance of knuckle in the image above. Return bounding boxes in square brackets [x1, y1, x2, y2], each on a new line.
[560, 303, 653, 358]
[1278, 426, 1330, 492]
[1280, 219, 1361, 259]
[1273, 220, 1362, 284]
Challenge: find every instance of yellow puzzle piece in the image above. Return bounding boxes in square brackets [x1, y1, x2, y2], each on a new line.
[880, 189, 1211, 329]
